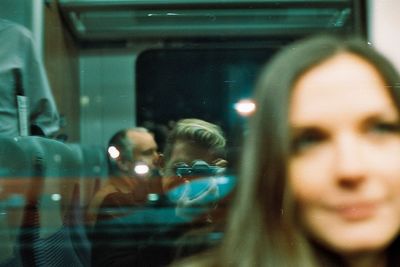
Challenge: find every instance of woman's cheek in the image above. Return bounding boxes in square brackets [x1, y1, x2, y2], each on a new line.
[289, 146, 333, 200]
[365, 139, 400, 183]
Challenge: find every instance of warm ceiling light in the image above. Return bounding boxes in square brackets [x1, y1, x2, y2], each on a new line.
[234, 99, 256, 117]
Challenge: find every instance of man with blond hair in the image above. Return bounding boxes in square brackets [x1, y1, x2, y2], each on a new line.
[161, 118, 227, 192]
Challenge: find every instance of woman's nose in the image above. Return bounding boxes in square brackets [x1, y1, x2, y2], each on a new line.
[334, 134, 366, 189]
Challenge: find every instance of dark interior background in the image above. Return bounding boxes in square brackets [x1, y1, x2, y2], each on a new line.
[136, 46, 282, 151]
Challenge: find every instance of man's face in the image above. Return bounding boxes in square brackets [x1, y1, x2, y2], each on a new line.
[126, 130, 159, 170]
[162, 140, 216, 191]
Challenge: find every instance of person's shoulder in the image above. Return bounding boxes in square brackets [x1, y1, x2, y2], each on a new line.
[86, 183, 118, 225]
[0, 18, 16, 31]
[91, 183, 118, 204]
[0, 19, 31, 38]
[0, 19, 35, 53]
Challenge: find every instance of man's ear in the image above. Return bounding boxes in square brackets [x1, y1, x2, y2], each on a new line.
[157, 153, 165, 168]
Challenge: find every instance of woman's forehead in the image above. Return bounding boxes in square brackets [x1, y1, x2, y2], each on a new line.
[289, 53, 395, 126]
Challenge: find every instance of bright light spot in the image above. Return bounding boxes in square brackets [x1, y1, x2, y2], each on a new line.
[80, 96, 90, 106]
[108, 146, 120, 159]
[216, 176, 230, 184]
[54, 154, 61, 163]
[234, 99, 256, 117]
[148, 193, 159, 202]
[51, 194, 62, 201]
[134, 163, 149, 175]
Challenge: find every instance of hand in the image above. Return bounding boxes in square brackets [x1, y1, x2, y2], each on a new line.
[213, 158, 228, 168]
[175, 177, 219, 221]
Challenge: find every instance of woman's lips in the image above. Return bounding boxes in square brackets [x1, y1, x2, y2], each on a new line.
[333, 202, 380, 221]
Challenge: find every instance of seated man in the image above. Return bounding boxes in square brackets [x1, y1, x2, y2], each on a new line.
[86, 127, 160, 227]
[91, 119, 233, 267]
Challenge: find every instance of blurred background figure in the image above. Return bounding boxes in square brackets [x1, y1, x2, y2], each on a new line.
[0, 18, 59, 137]
[86, 127, 160, 227]
[174, 35, 400, 267]
[162, 118, 227, 192]
[91, 118, 235, 267]
[160, 118, 233, 259]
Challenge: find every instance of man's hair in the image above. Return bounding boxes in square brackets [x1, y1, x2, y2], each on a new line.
[163, 119, 226, 160]
[107, 127, 149, 173]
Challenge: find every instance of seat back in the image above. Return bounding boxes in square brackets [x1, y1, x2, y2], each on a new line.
[67, 144, 108, 209]
[0, 136, 111, 267]
[16, 137, 85, 266]
[0, 137, 35, 265]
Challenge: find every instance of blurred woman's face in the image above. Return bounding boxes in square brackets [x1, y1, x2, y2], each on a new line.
[289, 53, 400, 257]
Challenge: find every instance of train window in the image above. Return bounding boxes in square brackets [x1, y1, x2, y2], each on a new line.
[0, 0, 368, 266]
[136, 47, 279, 146]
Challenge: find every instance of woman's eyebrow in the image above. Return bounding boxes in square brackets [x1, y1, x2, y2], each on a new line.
[362, 111, 399, 122]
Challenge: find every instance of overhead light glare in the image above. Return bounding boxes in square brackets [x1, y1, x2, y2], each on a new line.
[234, 99, 256, 117]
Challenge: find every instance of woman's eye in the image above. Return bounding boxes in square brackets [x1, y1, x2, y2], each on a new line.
[291, 129, 326, 154]
[368, 121, 400, 135]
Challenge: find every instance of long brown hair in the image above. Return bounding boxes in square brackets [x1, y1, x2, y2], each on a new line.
[209, 35, 400, 267]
